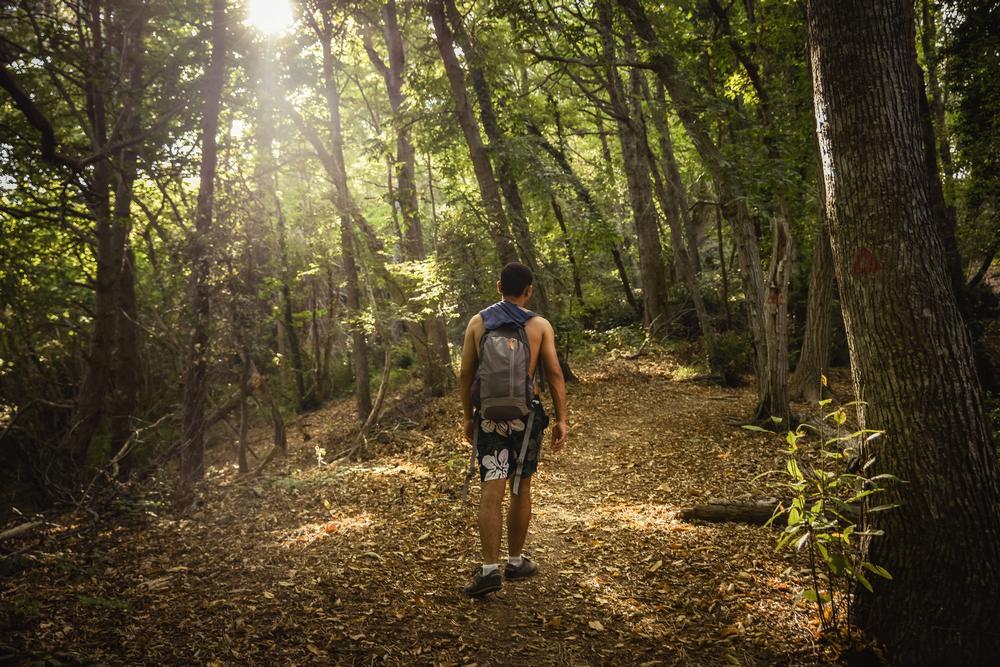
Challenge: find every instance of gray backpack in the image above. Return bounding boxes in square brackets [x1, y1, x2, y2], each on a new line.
[474, 324, 532, 421]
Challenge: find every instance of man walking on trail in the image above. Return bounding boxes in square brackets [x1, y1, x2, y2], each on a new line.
[459, 262, 569, 597]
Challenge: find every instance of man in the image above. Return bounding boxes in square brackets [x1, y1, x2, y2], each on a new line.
[459, 262, 569, 597]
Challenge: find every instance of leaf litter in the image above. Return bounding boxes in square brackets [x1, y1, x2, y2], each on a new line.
[1, 354, 846, 665]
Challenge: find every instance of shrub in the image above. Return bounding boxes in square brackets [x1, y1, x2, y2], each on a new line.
[709, 330, 752, 386]
[749, 401, 900, 635]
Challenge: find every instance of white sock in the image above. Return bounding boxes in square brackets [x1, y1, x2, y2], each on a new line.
[507, 554, 523, 567]
[482, 563, 499, 576]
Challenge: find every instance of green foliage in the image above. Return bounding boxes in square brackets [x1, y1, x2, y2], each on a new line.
[755, 404, 899, 633]
[708, 330, 752, 387]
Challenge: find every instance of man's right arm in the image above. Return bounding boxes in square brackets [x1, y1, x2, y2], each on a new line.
[459, 315, 480, 442]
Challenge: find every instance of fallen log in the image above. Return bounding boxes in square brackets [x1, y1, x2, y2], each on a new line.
[0, 521, 42, 542]
[680, 501, 782, 525]
[679, 500, 860, 526]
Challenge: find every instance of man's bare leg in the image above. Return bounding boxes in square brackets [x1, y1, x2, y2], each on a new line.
[479, 479, 507, 564]
[507, 477, 532, 557]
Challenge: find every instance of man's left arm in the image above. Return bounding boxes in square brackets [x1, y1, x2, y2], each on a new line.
[539, 319, 568, 451]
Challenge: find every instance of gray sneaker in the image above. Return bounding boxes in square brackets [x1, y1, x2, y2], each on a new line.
[464, 567, 502, 597]
[504, 556, 538, 581]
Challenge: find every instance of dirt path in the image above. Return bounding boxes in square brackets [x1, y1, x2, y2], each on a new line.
[1, 355, 838, 665]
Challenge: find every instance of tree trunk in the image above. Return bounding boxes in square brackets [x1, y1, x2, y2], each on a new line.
[618, 0, 788, 423]
[637, 72, 719, 370]
[108, 7, 146, 474]
[599, 1, 670, 334]
[550, 196, 584, 306]
[428, 0, 517, 265]
[370, 0, 454, 396]
[442, 0, 551, 315]
[756, 208, 792, 422]
[179, 0, 226, 490]
[789, 225, 834, 402]
[651, 79, 700, 275]
[317, 21, 372, 421]
[253, 47, 310, 411]
[919, 0, 954, 203]
[61, 0, 121, 472]
[807, 2, 1000, 662]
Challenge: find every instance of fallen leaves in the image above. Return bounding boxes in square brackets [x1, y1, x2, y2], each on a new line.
[1, 355, 836, 666]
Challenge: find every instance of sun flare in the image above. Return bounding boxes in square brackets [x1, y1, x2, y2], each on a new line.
[245, 0, 294, 36]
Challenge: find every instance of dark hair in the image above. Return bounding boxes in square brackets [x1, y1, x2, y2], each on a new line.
[500, 262, 533, 297]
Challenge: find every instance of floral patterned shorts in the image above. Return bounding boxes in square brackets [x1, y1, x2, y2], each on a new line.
[477, 400, 549, 483]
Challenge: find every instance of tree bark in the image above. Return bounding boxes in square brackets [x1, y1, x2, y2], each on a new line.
[428, 0, 517, 265]
[598, 2, 670, 334]
[179, 0, 227, 490]
[807, 1, 1000, 662]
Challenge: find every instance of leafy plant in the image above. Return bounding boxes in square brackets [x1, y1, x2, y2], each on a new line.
[749, 400, 901, 634]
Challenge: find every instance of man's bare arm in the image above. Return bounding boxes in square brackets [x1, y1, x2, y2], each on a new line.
[459, 315, 480, 424]
[539, 319, 568, 450]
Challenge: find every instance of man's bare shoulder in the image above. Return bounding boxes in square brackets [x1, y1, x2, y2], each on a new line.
[467, 313, 484, 332]
[527, 315, 554, 334]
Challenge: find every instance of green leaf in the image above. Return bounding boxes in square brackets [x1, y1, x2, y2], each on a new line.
[788, 506, 801, 526]
[862, 562, 893, 580]
[867, 503, 900, 514]
[741, 424, 769, 432]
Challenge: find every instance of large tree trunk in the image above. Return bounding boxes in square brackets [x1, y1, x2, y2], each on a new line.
[428, 0, 517, 265]
[618, 0, 789, 423]
[370, 0, 453, 396]
[807, 1, 1000, 662]
[317, 26, 372, 421]
[598, 2, 670, 334]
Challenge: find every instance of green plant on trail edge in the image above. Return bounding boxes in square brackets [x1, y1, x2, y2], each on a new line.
[746, 400, 901, 638]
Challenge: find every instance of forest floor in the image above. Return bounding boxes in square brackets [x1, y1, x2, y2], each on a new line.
[2, 352, 849, 666]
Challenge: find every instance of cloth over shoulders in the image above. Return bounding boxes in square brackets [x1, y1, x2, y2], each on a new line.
[479, 300, 536, 332]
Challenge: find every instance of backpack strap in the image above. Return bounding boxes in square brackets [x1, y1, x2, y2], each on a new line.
[511, 406, 536, 496]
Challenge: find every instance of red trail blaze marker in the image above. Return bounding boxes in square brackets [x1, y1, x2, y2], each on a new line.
[850, 247, 882, 276]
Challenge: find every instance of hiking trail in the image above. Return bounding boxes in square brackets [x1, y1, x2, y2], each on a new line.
[3, 354, 840, 665]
